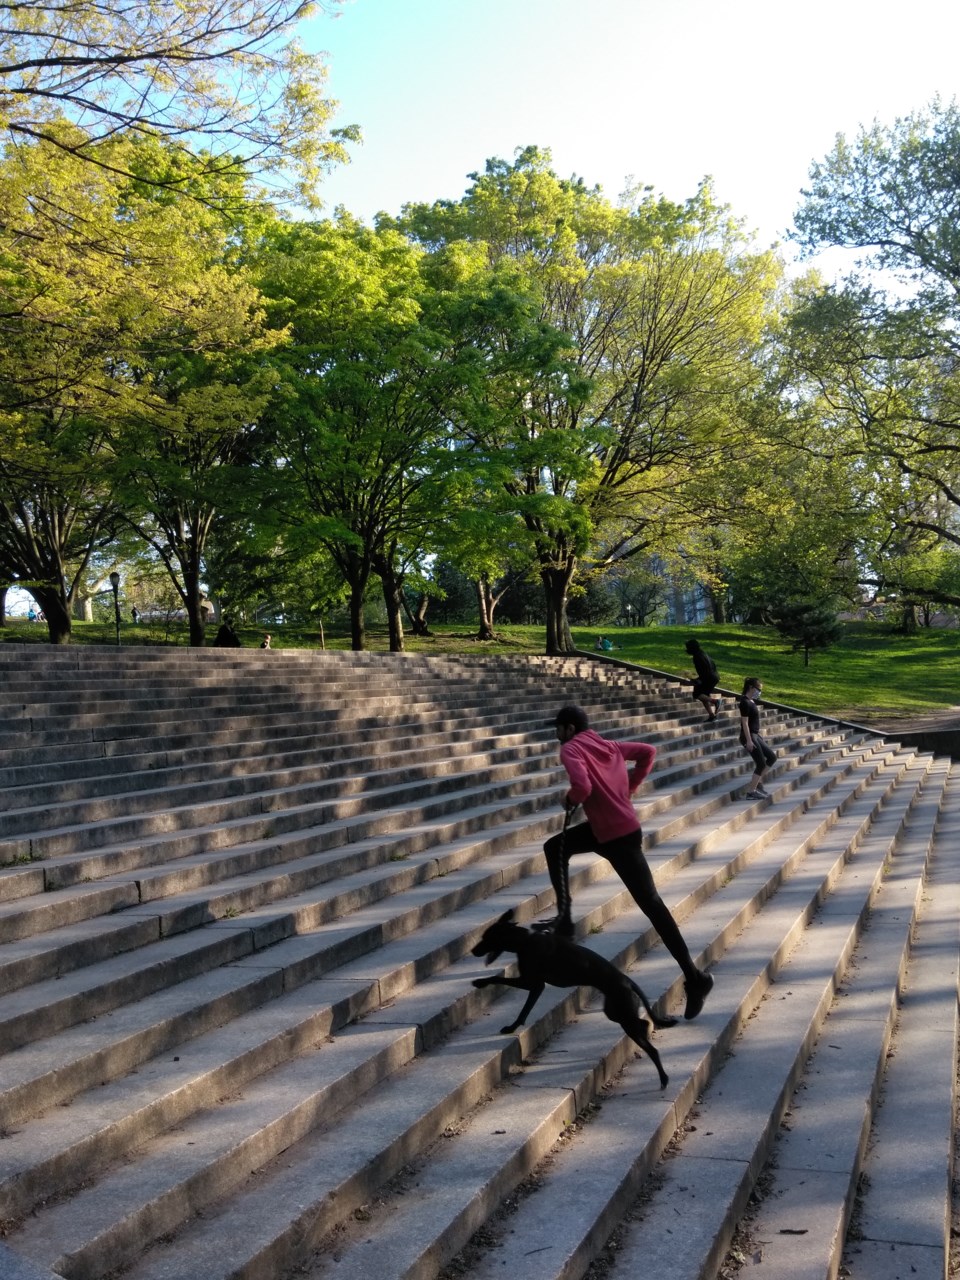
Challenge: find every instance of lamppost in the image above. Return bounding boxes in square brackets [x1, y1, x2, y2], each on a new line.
[109, 572, 121, 646]
[626, 603, 633, 627]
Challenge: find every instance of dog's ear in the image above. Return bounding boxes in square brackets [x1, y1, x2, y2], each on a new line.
[497, 907, 515, 926]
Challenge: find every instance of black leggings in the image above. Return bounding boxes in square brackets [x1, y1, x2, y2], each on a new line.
[542, 822, 699, 980]
[743, 733, 777, 775]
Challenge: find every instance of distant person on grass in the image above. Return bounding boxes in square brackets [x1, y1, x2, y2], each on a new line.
[685, 638, 722, 721]
[538, 704, 714, 1020]
[738, 677, 777, 800]
[213, 619, 241, 648]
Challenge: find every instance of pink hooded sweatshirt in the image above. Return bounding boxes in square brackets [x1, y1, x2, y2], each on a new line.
[559, 729, 656, 843]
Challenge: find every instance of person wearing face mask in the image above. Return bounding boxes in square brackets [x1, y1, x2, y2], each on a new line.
[738, 677, 777, 799]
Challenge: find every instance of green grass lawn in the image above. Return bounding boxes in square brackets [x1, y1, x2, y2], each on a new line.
[3, 617, 957, 721]
[569, 623, 959, 722]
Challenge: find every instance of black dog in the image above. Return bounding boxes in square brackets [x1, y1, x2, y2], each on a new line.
[471, 908, 676, 1088]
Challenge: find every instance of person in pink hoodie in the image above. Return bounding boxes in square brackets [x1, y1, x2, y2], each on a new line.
[540, 704, 713, 1020]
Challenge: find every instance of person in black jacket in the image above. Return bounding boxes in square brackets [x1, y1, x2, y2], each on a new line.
[213, 618, 242, 648]
[684, 638, 722, 721]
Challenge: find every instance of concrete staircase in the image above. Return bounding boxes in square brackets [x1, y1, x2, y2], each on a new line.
[0, 647, 954, 1280]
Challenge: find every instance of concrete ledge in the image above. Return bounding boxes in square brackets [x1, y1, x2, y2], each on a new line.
[876, 726, 960, 760]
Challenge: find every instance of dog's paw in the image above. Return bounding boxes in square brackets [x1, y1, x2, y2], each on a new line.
[499, 1024, 520, 1035]
[655, 1014, 679, 1029]
[472, 978, 487, 988]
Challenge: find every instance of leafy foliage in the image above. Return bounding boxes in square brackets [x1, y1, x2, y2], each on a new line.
[0, 0, 357, 203]
[400, 147, 781, 652]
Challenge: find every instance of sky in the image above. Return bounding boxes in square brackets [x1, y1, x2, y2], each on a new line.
[301, 0, 960, 255]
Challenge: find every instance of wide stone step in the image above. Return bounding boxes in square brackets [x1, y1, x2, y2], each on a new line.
[743, 764, 960, 1280]
[0, 702, 825, 891]
[0, 733, 890, 1162]
[0, 687, 707, 838]
[0, 739, 917, 1270]
[335, 755, 944, 1280]
[0, 679, 678, 798]
[590, 757, 950, 1280]
[0, 716, 856, 970]
[4, 744, 925, 1280]
[3, 649, 945, 1280]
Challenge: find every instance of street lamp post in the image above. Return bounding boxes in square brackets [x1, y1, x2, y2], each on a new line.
[109, 572, 121, 646]
[626, 603, 633, 627]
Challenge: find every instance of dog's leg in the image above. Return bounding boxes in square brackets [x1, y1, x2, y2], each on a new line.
[620, 1015, 670, 1089]
[472, 975, 545, 1033]
[499, 980, 545, 1034]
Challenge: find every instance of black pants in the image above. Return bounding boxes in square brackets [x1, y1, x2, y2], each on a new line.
[543, 822, 698, 980]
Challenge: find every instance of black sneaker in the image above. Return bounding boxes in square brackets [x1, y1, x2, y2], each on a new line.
[683, 971, 714, 1020]
[532, 916, 575, 938]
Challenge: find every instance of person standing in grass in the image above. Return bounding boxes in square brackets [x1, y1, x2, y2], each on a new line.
[739, 677, 777, 799]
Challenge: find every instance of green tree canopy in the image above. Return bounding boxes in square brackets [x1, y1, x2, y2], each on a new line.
[788, 100, 960, 612]
[399, 147, 781, 653]
[0, 132, 280, 641]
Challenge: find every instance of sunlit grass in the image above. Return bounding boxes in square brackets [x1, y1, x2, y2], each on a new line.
[570, 622, 960, 720]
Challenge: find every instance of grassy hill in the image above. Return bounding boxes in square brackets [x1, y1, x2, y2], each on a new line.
[569, 622, 958, 722]
[3, 617, 956, 721]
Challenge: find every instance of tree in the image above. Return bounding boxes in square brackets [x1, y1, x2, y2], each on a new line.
[0, 133, 165, 641]
[0, 413, 121, 642]
[401, 148, 780, 654]
[0, 132, 279, 642]
[790, 100, 960, 605]
[259, 216, 453, 650]
[773, 601, 843, 666]
[0, 0, 356, 203]
[260, 213, 564, 651]
[795, 98, 960, 310]
[115, 359, 280, 647]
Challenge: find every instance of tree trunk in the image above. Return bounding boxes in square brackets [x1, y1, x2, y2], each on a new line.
[374, 554, 405, 653]
[32, 589, 73, 644]
[708, 586, 727, 623]
[541, 565, 576, 655]
[0, 586, 5, 626]
[183, 568, 206, 648]
[349, 580, 366, 650]
[475, 577, 495, 641]
[410, 593, 431, 636]
[385, 592, 404, 652]
[332, 550, 371, 651]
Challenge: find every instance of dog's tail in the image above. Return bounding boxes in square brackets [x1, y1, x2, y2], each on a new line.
[630, 978, 678, 1029]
